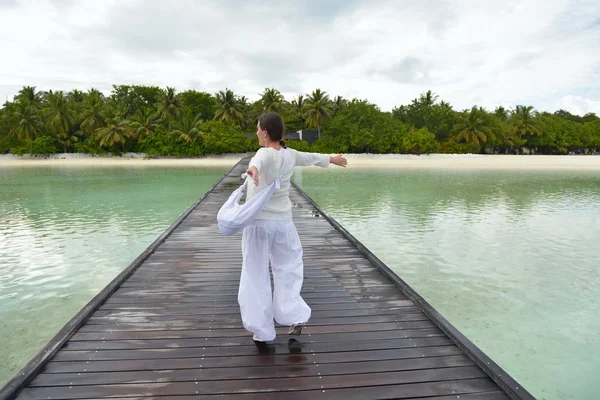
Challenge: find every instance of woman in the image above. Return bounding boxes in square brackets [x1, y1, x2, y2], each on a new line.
[239, 112, 347, 345]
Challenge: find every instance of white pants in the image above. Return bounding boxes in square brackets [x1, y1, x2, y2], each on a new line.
[238, 219, 311, 341]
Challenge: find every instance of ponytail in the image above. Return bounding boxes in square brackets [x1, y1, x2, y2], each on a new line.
[279, 139, 287, 148]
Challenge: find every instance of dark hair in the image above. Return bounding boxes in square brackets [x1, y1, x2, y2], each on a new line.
[258, 112, 287, 148]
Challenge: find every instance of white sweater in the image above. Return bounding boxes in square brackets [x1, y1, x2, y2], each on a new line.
[247, 147, 330, 220]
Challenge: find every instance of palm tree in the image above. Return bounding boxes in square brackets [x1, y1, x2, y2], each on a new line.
[9, 101, 44, 141]
[303, 89, 332, 138]
[105, 99, 128, 121]
[44, 90, 74, 136]
[214, 88, 244, 125]
[95, 119, 135, 151]
[15, 86, 43, 108]
[332, 95, 347, 117]
[79, 92, 107, 135]
[237, 96, 253, 130]
[57, 131, 80, 153]
[68, 90, 84, 104]
[258, 87, 285, 113]
[168, 112, 204, 143]
[130, 109, 161, 140]
[419, 90, 438, 107]
[453, 106, 491, 145]
[291, 94, 305, 120]
[88, 88, 105, 99]
[494, 106, 508, 121]
[439, 100, 452, 110]
[156, 87, 183, 125]
[513, 105, 540, 138]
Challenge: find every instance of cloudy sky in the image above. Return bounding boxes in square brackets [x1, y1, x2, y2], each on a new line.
[1, 0, 599, 115]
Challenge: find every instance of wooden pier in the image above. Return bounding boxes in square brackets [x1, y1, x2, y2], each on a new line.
[0, 155, 534, 400]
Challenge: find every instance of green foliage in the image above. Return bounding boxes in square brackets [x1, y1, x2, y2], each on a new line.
[0, 135, 15, 153]
[10, 101, 44, 141]
[303, 89, 332, 137]
[248, 136, 260, 152]
[136, 132, 180, 156]
[95, 119, 135, 150]
[310, 136, 347, 154]
[258, 88, 286, 114]
[453, 106, 491, 146]
[110, 85, 164, 117]
[285, 140, 310, 152]
[440, 140, 481, 154]
[179, 90, 216, 121]
[44, 91, 75, 135]
[13, 136, 58, 155]
[324, 99, 406, 153]
[74, 136, 103, 155]
[214, 89, 245, 126]
[201, 121, 249, 154]
[401, 127, 440, 154]
[1, 85, 599, 156]
[156, 87, 184, 124]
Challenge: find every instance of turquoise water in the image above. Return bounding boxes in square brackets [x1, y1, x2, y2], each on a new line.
[0, 165, 229, 386]
[1, 164, 599, 399]
[293, 166, 600, 400]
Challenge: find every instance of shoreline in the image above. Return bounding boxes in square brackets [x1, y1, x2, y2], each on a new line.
[1, 153, 600, 169]
[0, 153, 245, 167]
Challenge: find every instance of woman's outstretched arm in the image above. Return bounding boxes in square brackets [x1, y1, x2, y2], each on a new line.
[295, 150, 347, 168]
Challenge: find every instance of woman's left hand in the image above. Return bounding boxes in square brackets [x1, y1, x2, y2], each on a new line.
[330, 154, 348, 167]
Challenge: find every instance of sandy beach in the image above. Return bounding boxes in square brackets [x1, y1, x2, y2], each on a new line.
[0, 153, 244, 167]
[2, 153, 600, 169]
[342, 154, 600, 169]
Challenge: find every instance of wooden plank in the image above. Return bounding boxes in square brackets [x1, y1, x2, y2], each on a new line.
[19, 379, 502, 400]
[62, 335, 453, 352]
[70, 325, 442, 343]
[19, 366, 487, 398]
[91, 305, 421, 320]
[96, 300, 415, 313]
[32, 355, 474, 386]
[58, 390, 510, 400]
[54, 337, 455, 362]
[37, 380, 505, 400]
[75, 321, 435, 336]
[109, 287, 404, 299]
[46, 344, 461, 374]
[85, 313, 429, 328]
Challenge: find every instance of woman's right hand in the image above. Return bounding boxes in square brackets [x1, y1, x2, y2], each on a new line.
[246, 166, 259, 186]
[330, 154, 348, 167]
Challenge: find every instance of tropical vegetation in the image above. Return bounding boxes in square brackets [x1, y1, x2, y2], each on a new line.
[1, 86, 598, 156]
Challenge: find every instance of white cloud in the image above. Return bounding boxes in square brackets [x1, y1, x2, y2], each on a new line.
[558, 95, 600, 115]
[0, 0, 599, 115]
